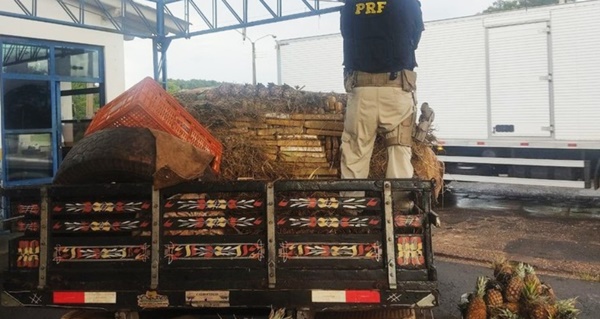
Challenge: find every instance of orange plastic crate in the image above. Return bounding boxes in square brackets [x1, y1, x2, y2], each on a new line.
[85, 77, 223, 172]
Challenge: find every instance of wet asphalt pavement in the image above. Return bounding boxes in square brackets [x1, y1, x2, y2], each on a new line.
[444, 182, 600, 218]
[433, 182, 600, 318]
[433, 261, 600, 319]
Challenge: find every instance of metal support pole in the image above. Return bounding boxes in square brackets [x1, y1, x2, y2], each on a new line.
[151, 189, 160, 289]
[152, 38, 160, 82]
[266, 182, 276, 288]
[383, 181, 397, 290]
[38, 187, 49, 290]
[153, 0, 170, 89]
[252, 41, 257, 86]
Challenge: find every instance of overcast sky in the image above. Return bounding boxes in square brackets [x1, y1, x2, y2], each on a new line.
[124, 0, 497, 87]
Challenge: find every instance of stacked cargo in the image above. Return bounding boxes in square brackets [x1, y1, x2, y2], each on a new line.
[228, 112, 344, 178]
[176, 82, 444, 198]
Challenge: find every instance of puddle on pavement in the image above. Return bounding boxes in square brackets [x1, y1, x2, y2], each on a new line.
[522, 205, 569, 217]
[454, 197, 522, 211]
[445, 193, 600, 219]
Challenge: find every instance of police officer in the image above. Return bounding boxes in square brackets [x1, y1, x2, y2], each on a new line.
[340, 0, 424, 187]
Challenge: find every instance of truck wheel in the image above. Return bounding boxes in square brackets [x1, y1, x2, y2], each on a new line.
[316, 309, 430, 319]
[54, 128, 156, 184]
[415, 309, 434, 319]
[60, 310, 114, 319]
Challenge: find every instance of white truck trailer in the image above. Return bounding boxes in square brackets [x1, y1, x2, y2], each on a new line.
[276, 0, 600, 190]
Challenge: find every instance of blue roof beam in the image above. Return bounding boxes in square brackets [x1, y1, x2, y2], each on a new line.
[169, 0, 343, 40]
[12, 0, 37, 16]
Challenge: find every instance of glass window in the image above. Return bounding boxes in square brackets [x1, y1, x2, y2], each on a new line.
[1, 43, 49, 75]
[3, 79, 52, 130]
[4, 133, 53, 182]
[55, 47, 100, 78]
[60, 82, 101, 146]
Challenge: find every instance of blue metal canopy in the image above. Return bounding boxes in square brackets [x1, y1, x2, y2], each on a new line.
[0, 0, 344, 87]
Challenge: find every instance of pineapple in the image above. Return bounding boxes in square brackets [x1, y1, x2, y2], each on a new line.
[486, 280, 505, 307]
[503, 302, 521, 315]
[554, 298, 581, 319]
[504, 263, 525, 303]
[466, 276, 488, 319]
[493, 258, 514, 285]
[528, 302, 557, 319]
[522, 281, 557, 319]
[524, 264, 542, 289]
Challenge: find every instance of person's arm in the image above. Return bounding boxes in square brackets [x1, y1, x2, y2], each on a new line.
[408, 0, 425, 49]
[340, 2, 350, 38]
[340, 3, 352, 72]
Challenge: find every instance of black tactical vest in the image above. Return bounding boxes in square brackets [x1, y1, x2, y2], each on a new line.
[341, 0, 423, 73]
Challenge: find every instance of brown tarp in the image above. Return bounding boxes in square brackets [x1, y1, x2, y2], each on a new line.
[150, 129, 214, 189]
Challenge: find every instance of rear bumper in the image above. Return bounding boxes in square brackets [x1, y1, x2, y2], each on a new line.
[2, 287, 438, 312]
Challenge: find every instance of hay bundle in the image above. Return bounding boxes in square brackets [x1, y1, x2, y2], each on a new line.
[175, 83, 444, 198]
[412, 138, 445, 199]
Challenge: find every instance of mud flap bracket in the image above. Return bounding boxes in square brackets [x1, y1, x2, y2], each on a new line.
[383, 181, 397, 290]
[1, 291, 23, 307]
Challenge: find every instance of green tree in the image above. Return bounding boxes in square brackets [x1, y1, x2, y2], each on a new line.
[167, 81, 182, 94]
[167, 78, 221, 94]
[70, 82, 99, 120]
[483, 0, 558, 13]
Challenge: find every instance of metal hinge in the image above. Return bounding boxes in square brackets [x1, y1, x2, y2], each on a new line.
[266, 183, 277, 288]
[539, 25, 551, 34]
[541, 125, 554, 132]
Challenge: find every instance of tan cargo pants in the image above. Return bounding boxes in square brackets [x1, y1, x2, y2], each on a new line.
[340, 74, 416, 181]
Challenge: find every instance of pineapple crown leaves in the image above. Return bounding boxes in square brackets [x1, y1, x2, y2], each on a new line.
[513, 262, 526, 279]
[555, 298, 581, 317]
[269, 308, 293, 319]
[492, 258, 513, 273]
[522, 280, 542, 301]
[491, 308, 524, 319]
[475, 276, 489, 298]
[524, 263, 536, 275]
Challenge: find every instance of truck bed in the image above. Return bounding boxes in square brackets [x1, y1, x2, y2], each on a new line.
[2, 179, 437, 313]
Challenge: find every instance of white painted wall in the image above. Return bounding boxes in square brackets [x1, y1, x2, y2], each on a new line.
[0, 1, 126, 101]
[0, 2, 126, 177]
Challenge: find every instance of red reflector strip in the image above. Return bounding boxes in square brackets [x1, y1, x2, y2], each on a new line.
[476, 141, 485, 145]
[54, 292, 85, 304]
[345, 290, 381, 303]
[438, 141, 446, 145]
[520, 142, 529, 146]
[568, 143, 577, 147]
[53, 292, 116, 304]
[312, 290, 380, 303]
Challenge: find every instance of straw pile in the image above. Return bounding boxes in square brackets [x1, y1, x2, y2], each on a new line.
[175, 83, 444, 197]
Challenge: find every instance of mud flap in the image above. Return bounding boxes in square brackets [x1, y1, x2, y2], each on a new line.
[60, 310, 120, 319]
[316, 309, 417, 319]
[1, 291, 23, 307]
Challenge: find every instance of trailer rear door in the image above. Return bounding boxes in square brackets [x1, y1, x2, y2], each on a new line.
[488, 22, 553, 138]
